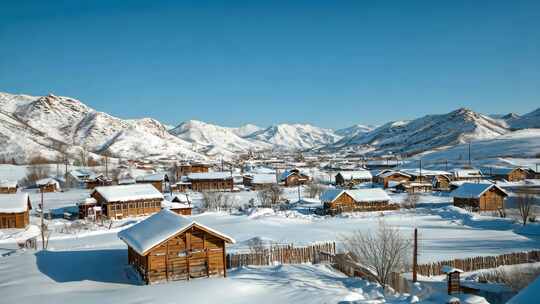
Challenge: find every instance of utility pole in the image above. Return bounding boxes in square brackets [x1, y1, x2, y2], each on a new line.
[445, 159, 448, 171]
[40, 189, 46, 250]
[468, 142, 471, 167]
[413, 228, 418, 283]
[419, 159, 422, 182]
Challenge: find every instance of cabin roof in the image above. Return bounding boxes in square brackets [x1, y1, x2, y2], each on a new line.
[481, 167, 524, 176]
[450, 183, 508, 198]
[246, 173, 277, 184]
[187, 172, 232, 180]
[336, 170, 372, 180]
[0, 193, 30, 213]
[320, 188, 390, 203]
[93, 184, 163, 202]
[135, 173, 167, 182]
[0, 180, 18, 188]
[35, 177, 59, 186]
[441, 265, 463, 274]
[451, 169, 483, 178]
[118, 209, 234, 255]
[379, 171, 411, 178]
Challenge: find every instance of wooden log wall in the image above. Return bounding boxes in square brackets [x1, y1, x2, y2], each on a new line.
[226, 242, 336, 269]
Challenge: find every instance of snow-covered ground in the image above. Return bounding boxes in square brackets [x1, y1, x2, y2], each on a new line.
[1, 186, 539, 303]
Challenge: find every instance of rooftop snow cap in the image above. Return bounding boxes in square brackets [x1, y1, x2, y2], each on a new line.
[92, 184, 164, 202]
[336, 170, 373, 180]
[187, 172, 232, 180]
[0, 193, 30, 213]
[118, 209, 235, 255]
[320, 188, 390, 203]
[450, 183, 508, 198]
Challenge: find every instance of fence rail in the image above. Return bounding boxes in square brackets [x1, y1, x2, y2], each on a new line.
[417, 250, 540, 276]
[226, 242, 336, 269]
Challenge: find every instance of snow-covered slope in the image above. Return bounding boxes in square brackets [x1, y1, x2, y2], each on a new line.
[0, 92, 204, 162]
[247, 124, 342, 150]
[329, 108, 509, 156]
[335, 124, 373, 138]
[170, 120, 271, 154]
[508, 108, 540, 129]
[232, 124, 263, 137]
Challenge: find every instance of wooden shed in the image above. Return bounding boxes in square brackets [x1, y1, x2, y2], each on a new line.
[36, 178, 60, 193]
[91, 184, 164, 219]
[279, 169, 310, 187]
[187, 172, 233, 192]
[0, 180, 18, 194]
[321, 188, 395, 215]
[118, 209, 235, 284]
[0, 193, 32, 229]
[451, 183, 508, 212]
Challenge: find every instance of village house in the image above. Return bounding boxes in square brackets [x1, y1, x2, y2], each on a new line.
[0, 193, 32, 229]
[90, 184, 164, 219]
[334, 170, 372, 187]
[170, 181, 191, 193]
[396, 182, 433, 193]
[161, 194, 193, 216]
[451, 169, 483, 181]
[0, 180, 18, 194]
[36, 177, 60, 192]
[136, 173, 169, 192]
[375, 171, 412, 188]
[451, 183, 508, 212]
[243, 173, 277, 190]
[118, 209, 235, 284]
[176, 162, 210, 179]
[279, 169, 310, 187]
[321, 188, 395, 215]
[77, 197, 102, 220]
[481, 167, 529, 182]
[187, 172, 233, 192]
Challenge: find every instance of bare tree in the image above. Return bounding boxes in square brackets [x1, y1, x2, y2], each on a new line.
[247, 237, 266, 254]
[517, 194, 536, 226]
[306, 183, 326, 198]
[201, 191, 231, 211]
[257, 184, 283, 207]
[20, 156, 52, 186]
[340, 221, 412, 290]
[402, 193, 420, 209]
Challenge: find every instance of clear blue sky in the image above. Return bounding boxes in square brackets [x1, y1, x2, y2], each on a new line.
[1, 0, 539, 129]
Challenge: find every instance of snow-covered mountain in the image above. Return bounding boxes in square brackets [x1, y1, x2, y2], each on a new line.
[507, 108, 540, 130]
[0, 92, 204, 162]
[169, 120, 271, 154]
[232, 124, 263, 137]
[328, 108, 510, 156]
[247, 124, 342, 150]
[335, 124, 373, 138]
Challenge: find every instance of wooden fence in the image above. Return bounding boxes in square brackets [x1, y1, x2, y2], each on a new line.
[227, 242, 336, 269]
[417, 250, 540, 276]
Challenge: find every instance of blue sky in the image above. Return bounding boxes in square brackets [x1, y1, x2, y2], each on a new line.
[1, 0, 539, 129]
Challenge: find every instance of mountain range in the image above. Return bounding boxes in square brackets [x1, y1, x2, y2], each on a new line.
[0, 91, 538, 163]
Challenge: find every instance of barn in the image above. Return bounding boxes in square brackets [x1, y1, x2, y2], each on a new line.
[0, 180, 18, 194]
[187, 172, 233, 192]
[451, 183, 508, 212]
[279, 169, 310, 187]
[0, 193, 32, 229]
[335, 170, 372, 187]
[321, 188, 394, 215]
[136, 173, 169, 192]
[118, 209, 235, 284]
[90, 184, 164, 219]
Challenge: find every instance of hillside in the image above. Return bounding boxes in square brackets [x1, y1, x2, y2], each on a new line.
[247, 124, 342, 150]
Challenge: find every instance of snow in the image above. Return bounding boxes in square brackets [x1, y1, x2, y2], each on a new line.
[507, 274, 540, 304]
[187, 172, 232, 180]
[320, 189, 344, 202]
[35, 177, 59, 187]
[134, 173, 166, 182]
[247, 173, 277, 184]
[118, 209, 234, 255]
[450, 183, 508, 198]
[320, 188, 390, 203]
[248, 123, 342, 150]
[0, 192, 29, 213]
[0, 179, 18, 188]
[440, 265, 463, 274]
[92, 184, 163, 202]
[451, 169, 483, 179]
[337, 170, 373, 180]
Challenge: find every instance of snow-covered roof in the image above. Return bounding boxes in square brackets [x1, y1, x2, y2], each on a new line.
[117, 178, 136, 185]
[36, 177, 59, 186]
[248, 174, 277, 184]
[161, 200, 192, 210]
[118, 209, 234, 255]
[187, 172, 232, 180]
[320, 188, 390, 203]
[0, 180, 18, 188]
[481, 167, 524, 176]
[400, 168, 451, 177]
[347, 188, 391, 202]
[441, 265, 463, 274]
[378, 171, 411, 178]
[450, 183, 508, 198]
[93, 184, 164, 202]
[78, 197, 98, 206]
[0, 193, 30, 213]
[135, 173, 167, 182]
[336, 170, 372, 180]
[451, 169, 482, 178]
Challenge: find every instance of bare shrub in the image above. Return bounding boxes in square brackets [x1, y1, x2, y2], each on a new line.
[340, 221, 412, 290]
[257, 184, 283, 207]
[307, 183, 326, 198]
[202, 191, 231, 211]
[247, 237, 266, 254]
[20, 156, 52, 186]
[402, 193, 420, 209]
[517, 194, 537, 226]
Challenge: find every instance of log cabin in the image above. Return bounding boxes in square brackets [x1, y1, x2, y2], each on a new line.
[321, 188, 395, 215]
[187, 172, 233, 192]
[451, 183, 508, 212]
[279, 169, 310, 187]
[136, 173, 169, 192]
[36, 178, 60, 193]
[242, 174, 277, 190]
[0, 180, 18, 194]
[335, 170, 372, 187]
[0, 193, 31, 229]
[90, 184, 164, 219]
[177, 163, 210, 179]
[481, 167, 529, 182]
[376, 171, 412, 188]
[118, 209, 235, 284]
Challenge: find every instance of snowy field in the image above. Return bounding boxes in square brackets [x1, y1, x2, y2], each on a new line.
[0, 186, 539, 303]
